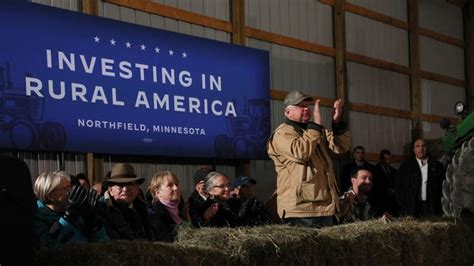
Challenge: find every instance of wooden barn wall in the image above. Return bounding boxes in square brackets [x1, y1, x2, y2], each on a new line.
[5, 0, 468, 201]
[346, 0, 407, 21]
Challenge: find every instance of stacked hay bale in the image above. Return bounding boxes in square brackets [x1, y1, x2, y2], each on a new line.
[34, 218, 474, 265]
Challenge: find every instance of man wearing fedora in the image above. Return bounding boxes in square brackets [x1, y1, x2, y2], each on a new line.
[267, 90, 351, 228]
[100, 163, 154, 240]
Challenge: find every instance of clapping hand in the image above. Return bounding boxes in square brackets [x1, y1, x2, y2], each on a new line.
[63, 185, 88, 223]
[332, 99, 344, 122]
[313, 99, 322, 125]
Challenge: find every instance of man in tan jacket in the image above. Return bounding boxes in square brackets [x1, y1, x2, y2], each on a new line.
[267, 90, 351, 227]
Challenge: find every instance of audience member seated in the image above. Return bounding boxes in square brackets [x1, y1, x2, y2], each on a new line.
[34, 171, 108, 249]
[147, 171, 185, 242]
[1, 155, 36, 265]
[341, 146, 373, 193]
[230, 176, 269, 226]
[99, 163, 153, 240]
[198, 171, 239, 227]
[75, 173, 91, 190]
[188, 166, 211, 227]
[338, 166, 376, 223]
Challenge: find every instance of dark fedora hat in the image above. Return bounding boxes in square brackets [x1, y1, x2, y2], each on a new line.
[105, 163, 144, 185]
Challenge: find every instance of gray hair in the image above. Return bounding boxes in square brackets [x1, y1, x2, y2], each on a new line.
[33, 171, 70, 203]
[204, 171, 225, 193]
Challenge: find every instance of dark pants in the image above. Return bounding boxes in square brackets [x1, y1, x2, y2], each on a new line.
[417, 201, 433, 217]
[285, 216, 334, 228]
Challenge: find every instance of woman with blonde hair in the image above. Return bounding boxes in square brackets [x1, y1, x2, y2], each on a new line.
[147, 170, 185, 242]
[34, 171, 108, 248]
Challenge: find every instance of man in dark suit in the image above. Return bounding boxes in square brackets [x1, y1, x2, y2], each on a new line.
[395, 138, 445, 217]
[370, 149, 399, 217]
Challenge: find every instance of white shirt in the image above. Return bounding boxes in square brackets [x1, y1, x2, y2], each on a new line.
[417, 158, 428, 201]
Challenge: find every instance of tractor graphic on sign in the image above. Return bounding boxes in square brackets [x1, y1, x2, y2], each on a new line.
[0, 63, 66, 151]
[214, 98, 270, 159]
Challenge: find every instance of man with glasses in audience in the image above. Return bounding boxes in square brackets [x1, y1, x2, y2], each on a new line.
[100, 163, 153, 240]
[267, 90, 352, 228]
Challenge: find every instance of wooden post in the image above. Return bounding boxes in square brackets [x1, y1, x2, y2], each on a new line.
[231, 0, 245, 45]
[82, 0, 99, 16]
[334, 0, 347, 121]
[408, 0, 422, 141]
[83, 0, 100, 184]
[86, 153, 94, 185]
[231, 0, 250, 178]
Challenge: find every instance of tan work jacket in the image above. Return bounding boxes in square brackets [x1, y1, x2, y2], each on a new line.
[267, 120, 351, 218]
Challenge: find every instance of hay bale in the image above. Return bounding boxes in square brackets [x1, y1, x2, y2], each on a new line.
[34, 218, 474, 266]
[34, 241, 226, 266]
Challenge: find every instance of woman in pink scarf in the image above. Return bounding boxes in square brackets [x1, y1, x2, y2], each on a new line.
[147, 170, 184, 242]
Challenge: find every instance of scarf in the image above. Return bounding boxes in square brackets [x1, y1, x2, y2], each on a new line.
[160, 200, 182, 225]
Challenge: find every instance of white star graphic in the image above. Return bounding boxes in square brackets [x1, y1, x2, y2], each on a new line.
[94, 36, 100, 43]
[140, 44, 146, 51]
[110, 39, 116, 46]
[155, 47, 160, 53]
[182, 52, 187, 58]
[125, 42, 131, 48]
[168, 50, 174, 56]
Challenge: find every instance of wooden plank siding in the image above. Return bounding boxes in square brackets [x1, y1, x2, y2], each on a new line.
[99, 0, 460, 128]
[102, 0, 465, 87]
[25, 0, 467, 168]
[103, 0, 233, 32]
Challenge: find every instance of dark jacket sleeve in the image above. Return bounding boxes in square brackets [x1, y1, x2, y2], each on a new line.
[395, 160, 408, 216]
[188, 191, 207, 228]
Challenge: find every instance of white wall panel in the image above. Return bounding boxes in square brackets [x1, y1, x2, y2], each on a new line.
[349, 112, 412, 155]
[6, 152, 87, 181]
[422, 121, 445, 140]
[246, 0, 333, 47]
[346, 12, 409, 66]
[270, 100, 286, 131]
[32, 0, 79, 11]
[420, 36, 465, 80]
[99, 3, 230, 42]
[419, 0, 463, 40]
[100, 2, 120, 19]
[421, 79, 466, 117]
[347, 0, 407, 21]
[347, 62, 411, 110]
[247, 39, 335, 98]
[150, 0, 230, 21]
[250, 160, 277, 202]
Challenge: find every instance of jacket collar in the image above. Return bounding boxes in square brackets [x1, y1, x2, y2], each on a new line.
[285, 118, 308, 131]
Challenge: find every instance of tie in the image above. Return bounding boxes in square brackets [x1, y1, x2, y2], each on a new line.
[383, 165, 389, 176]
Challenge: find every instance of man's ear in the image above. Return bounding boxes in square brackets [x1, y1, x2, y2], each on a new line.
[351, 177, 356, 184]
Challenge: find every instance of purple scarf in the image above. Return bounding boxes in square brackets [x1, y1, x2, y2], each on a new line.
[160, 200, 182, 225]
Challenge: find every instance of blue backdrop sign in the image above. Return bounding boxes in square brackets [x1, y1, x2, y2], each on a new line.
[0, 1, 270, 159]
